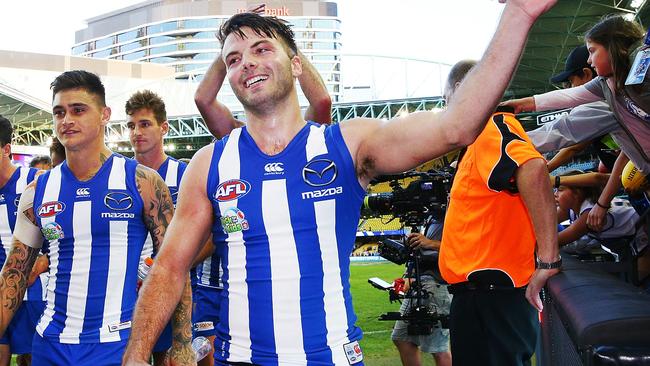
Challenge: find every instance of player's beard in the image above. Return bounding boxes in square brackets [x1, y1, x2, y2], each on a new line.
[235, 63, 295, 115]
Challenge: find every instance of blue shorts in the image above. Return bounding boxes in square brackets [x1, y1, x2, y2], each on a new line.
[192, 285, 221, 337]
[153, 322, 172, 353]
[31, 334, 127, 366]
[0, 300, 45, 354]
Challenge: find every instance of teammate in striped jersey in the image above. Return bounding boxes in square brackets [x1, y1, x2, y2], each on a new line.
[125, 89, 191, 365]
[0, 116, 48, 366]
[0, 71, 194, 366]
[126, 1, 557, 364]
[192, 36, 332, 366]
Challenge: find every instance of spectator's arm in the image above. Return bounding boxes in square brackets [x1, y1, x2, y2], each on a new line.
[551, 172, 610, 189]
[297, 51, 332, 124]
[558, 212, 589, 246]
[587, 152, 628, 231]
[546, 140, 592, 172]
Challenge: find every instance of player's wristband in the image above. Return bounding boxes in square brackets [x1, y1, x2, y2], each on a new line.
[596, 201, 611, 209]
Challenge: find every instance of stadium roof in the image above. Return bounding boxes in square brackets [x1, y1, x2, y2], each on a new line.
[507, 0, 650, 98]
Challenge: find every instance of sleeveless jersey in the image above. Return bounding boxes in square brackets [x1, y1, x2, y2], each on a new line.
[139, 156, 187, 260]
[208, 122, 366, 365]
[0, 166, 46, 301]
[32, 154, 148, 344]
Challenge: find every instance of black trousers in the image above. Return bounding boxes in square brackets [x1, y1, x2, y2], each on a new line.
[449, 287, 538, 366]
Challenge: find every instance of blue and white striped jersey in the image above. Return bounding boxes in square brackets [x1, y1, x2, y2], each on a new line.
[195, 248, 222, 289]
[0, 166, 46, 301]
[208, 122, 365, 365]
[32, 154, 148, 344]
[140, 156, 187, 261]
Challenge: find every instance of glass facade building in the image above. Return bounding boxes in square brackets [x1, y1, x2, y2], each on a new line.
[72, 0, 342, 102]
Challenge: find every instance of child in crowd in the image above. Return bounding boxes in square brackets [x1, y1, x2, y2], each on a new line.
[556, 171, 645, 255]
[505, 15, 649, 232]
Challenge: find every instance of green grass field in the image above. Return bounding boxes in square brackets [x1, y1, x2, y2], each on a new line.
[350, 261, 437, 366]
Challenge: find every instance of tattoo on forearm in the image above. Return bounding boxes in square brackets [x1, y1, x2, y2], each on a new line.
[135, 166, 174, 254]
[1, 244, 39, 313]
[169, 278, 194, 362]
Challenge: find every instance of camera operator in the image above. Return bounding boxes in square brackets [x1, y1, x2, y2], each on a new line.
[439, 60, 559, 366]
[392, 218, 452, 366]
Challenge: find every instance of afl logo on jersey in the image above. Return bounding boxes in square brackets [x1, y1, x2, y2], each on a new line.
[215, 179, 251, 202]
[302, 159, 337, 187]
[104, 192, 133, 211]
[37, 201, 65, 217]
[37, 201, 66, 218]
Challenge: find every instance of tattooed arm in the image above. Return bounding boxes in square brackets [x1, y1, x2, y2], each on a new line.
[125, 165, 195, 365]
[124, 147, 215, 366]
[0, 183, 42, 336]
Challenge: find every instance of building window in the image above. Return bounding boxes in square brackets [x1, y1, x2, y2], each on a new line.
[118, 30, 138, 43]
[92, 49, 112, 58]
[183, 18, 221, 29]
[123, 50, 146, 61]
[72, 44, 87, 54]
[312, 19, 339, 29]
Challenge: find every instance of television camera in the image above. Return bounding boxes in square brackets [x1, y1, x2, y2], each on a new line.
[362, 169, 453, 335]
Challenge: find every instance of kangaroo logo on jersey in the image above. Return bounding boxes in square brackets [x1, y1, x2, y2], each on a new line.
[37, 201, 66, 218]
[41, 222, 64, 241]
[302, 159, 337, 187]
[104, 192, 133, 211]
[215, 179, 251, 202]
[220, 207, 249, 234]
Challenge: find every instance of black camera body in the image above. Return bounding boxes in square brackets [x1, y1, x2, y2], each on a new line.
[363, 170, 452, 226]
[363, 169, 452, 334]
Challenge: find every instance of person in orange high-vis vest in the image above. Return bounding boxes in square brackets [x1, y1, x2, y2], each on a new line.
[439, 60, 560, 366]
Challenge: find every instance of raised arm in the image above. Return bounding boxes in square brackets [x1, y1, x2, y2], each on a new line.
[343, 0, 557, 185]
[194, 55, 243, 139]
[0, 183, 42, 336]
[125, 147, 215, 365]
[297, 51, 332, 124]
[515, 158, 560, 311]
[196, 51, 331, 138]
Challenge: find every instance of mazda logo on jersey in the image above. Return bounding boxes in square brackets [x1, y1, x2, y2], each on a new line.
[215, 179, 251, 202]
[104, 192, 133, 211]
[37, 201, 66, 218]
[302, 159, 337, 187]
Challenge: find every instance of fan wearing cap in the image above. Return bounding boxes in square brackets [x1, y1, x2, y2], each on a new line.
[550, 45, 596, 87]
